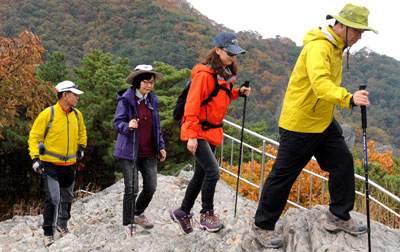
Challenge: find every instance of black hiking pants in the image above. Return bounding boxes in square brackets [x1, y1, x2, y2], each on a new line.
[42, 162, 76, 236]
[121, 156, 157, 226]
[181, 139, 220, 214]
[255, 118, 355, 230]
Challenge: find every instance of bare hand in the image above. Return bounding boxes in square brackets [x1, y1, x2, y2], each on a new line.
[353, 90, 370, 106]
[129, 119, 139, 130]
[159, 149, 166, 162]
[240, 87, 251, 97]
[187, 138, 198, 154]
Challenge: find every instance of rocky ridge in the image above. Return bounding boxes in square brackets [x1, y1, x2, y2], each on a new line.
[0, 171, 399, 252]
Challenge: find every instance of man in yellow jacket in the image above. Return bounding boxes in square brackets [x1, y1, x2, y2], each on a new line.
[252, 4, 377, 248]
[28, 80, 87, 247]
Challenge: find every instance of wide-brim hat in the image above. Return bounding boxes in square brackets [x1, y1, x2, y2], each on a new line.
[326, 3, 378, 34]
[126, 64, 163, 84]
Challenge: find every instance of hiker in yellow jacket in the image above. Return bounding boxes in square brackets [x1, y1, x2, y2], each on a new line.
[252, 4, 377, 248]
[28, 80, 87, 247]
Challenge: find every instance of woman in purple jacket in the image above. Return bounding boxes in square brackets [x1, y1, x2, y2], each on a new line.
[113, 64, 166, 236]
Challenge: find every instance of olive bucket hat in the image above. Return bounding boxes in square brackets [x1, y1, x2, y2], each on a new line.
[326, 3, 378, 34]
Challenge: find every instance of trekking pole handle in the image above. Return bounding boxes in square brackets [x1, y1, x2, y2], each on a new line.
[243, 80, 250, 88]
[359, 84, 367, 129]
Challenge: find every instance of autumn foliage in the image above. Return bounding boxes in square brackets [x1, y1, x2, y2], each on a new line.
[0, 31, 54, 139]
[220, 141, 400, 227]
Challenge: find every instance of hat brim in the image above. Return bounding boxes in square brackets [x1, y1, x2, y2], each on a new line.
[70, 88, 84, 95]
[326, 14, 378, 34]
[126, 70, 164, 84]
[225, 44, 247, 55]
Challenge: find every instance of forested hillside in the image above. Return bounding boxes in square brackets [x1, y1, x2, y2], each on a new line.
[1, 0, 399, 146]
[1, 0, 400, 220]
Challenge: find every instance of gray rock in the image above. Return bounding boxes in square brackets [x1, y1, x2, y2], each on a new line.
[0, 172, 399, 252]
[374, 143, 400, 158]
[340, 123, 355, 148]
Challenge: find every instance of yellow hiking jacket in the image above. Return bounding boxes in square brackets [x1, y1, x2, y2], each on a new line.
[28, 102, 87, 163]
[279, 26, 352, 133]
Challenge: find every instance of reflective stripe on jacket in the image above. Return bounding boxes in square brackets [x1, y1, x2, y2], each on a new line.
[279, 25, 353, 133]
[28, 102, 87, 163]
[180, 64, 240, 146]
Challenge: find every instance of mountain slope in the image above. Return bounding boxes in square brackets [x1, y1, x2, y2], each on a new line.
[1, 0, 399, 146]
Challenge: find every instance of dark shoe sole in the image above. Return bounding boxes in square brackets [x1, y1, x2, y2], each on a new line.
[324, 221, 366, 235]
[250, 227, 283, 248]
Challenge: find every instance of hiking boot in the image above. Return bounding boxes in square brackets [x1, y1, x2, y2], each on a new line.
[124, 224, 137, 238]
[43, 235, 54, 247]
[251, 223, 283, 248]
[170, 208, 194, 235]
[199, 211, 224, 232]
[324, 210, 367, 235]
[56, 225, 69, 237]
[133, 213, 154, 229]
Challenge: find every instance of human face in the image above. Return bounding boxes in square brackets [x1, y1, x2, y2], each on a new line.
[63, 92, 79, 107]
[215, 47, 236, 67]
[138, 76, 155, 96]
[345, 27, 364, 47]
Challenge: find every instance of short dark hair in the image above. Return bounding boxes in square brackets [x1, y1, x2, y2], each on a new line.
[131, 72, 155, 88]
[57, 91, 71, 99]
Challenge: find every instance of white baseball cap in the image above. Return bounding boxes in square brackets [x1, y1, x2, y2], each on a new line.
[55, 80, 84, 95]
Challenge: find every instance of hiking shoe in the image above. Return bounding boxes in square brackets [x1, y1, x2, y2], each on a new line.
[324, 210, 367, 235]
[124, 224, 137, 238]
[56, 225, 69, 237]
[133, 213, 154, 229]
[251, 223, 283, 248]
[170, 208, 194, 235]
[199, 211, 224, 232]
[43, 235, 54, 247]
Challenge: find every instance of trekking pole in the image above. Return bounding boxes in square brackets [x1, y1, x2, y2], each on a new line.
[234, 81, 250, 218]
[360, 84, 371, 252]
[130, 115, 138, 238]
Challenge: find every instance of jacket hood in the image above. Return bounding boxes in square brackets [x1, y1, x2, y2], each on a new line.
[191, 64, 215, 78]
[303, 26, 345, 50]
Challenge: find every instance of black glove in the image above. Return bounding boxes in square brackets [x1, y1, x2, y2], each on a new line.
[32, 157, 44, 173]
[77, 145, 85, 161]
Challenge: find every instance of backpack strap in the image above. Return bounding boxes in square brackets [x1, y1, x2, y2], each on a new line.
[71, 107, 80, 124]
[44, 106, 55, 139]
[200, 74, 232, 106]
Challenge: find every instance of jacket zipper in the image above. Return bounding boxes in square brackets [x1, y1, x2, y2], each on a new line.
[312, 99, 320, 112]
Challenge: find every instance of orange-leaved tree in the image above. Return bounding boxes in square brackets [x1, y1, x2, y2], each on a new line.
[0, 31, 53, 140]
[220, 144, 330, 211]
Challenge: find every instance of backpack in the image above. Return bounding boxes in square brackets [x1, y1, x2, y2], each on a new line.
[173, 73, 233, 130]
[39, 106, 80, 161]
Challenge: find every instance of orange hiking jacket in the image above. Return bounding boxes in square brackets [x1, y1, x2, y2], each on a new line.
[181, 64, 240, 146]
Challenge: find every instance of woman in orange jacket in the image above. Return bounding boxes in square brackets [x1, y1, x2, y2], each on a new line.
[170, 32, 251, 234]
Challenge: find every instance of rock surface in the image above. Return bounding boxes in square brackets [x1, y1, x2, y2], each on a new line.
[340, 123, 356, 148]
[0, 171, 399, 252]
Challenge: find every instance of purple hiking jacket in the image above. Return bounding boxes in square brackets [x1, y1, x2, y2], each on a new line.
[113, 87, 165, 160]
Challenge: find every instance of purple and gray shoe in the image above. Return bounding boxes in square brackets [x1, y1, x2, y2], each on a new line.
[199, 210, 224, 232]
[170, 208, 194, 235]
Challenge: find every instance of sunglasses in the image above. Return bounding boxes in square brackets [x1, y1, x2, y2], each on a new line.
[221, 48, 236, 57]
